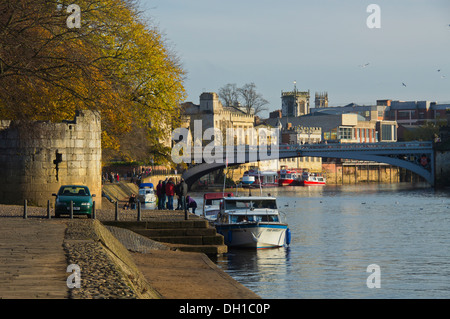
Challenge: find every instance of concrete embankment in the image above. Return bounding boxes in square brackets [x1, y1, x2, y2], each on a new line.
[0, 205, 259, 299]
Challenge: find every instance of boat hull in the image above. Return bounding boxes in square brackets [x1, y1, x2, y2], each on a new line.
[300, 180, 326, 186]
[216, 223, 288, 249]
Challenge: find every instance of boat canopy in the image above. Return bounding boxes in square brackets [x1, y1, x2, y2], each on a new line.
[223, 197, 277, 210]
[203, 192, 234, 200]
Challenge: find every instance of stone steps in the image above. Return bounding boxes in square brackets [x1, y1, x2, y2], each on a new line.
[103, 219, 227, 256]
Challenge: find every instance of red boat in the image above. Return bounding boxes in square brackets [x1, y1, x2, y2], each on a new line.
[278, 166, 301, 186]
[297, 172, 326, 186]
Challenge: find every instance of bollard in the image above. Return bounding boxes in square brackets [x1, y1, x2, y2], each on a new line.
[92, 201, 96, 220]
[70, 200, 73, 219]
[137, 200, 141, 221]
[47, 200, 51, 219]
[115, 201, 119, 221]
[23, 199, 27, 219]
[184, 207, 189, 220]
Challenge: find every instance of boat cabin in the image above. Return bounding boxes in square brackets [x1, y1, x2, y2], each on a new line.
[218, 197, 280, 224]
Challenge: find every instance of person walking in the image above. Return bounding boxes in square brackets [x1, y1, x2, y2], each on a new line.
[175, 180, 182, 210]
[179, 178, 188, 212]
[161, 178, 167, 209]
[156, 180, 164, 210]
[165, 177, 175, 210]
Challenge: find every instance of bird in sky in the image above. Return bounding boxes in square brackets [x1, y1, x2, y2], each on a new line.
[359, 63, 370, 68]
[402, 82, 407, 87]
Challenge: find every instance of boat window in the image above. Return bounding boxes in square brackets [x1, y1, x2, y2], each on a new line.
[251, 200, 277, 209]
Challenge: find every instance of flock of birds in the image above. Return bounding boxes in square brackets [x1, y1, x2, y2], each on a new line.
[357, 62, 446, 88]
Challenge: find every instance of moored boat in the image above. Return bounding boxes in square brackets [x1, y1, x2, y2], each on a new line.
[138, 183, 157, 205]
[297, 172, 326, 186]
[278, 166, 300, 186]
[202, 192, 234, 221]
[214, 196, 290, 249]
[241, 175, 255, 185]
[242, 169, 278, 188]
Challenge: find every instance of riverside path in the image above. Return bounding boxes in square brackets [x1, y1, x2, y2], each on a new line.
[0, 219, 69, 299]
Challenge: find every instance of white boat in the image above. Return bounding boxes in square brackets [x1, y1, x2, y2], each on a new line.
[242, 169, 279, 188]
[138, 183, 157, 205]
[202, 192, 234, 221]
[241, 175, 255, 185]
[214, 196, 291, 249]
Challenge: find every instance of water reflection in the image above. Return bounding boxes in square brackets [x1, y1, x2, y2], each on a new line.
[195, 183, 450, 298]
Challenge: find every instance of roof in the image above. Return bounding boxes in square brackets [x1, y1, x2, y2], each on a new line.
[223, 196, 276, 201]
[203, 192, 234, 200]
[139, 183, 154, 188]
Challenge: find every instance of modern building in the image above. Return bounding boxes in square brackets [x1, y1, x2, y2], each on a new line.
[385, 100, 450, 126]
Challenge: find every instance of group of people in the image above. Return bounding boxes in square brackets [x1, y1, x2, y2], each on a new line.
[156, 177, 197, 213]
[104, 172, 120, 183]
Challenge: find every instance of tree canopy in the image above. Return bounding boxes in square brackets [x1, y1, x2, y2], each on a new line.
[218, 82, 268, 116]
[0, 0, 186, 163]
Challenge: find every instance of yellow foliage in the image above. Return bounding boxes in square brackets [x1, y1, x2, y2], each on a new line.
[0, 0, 186, 162]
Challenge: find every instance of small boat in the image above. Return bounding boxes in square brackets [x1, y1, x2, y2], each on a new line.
[297, 172, 326, 186]
[241, 175, 255, 185]
[214, 196, 290, 249]
[278, 166, 300, 186]
[242, 169, 279, 188]
[202, 192, 234, 221]
[138, 183, 157, 205]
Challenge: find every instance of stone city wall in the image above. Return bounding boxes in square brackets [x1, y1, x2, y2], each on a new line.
[0, 110, 102, 208]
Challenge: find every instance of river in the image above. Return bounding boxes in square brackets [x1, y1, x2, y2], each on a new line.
[190, 183, 450, 299]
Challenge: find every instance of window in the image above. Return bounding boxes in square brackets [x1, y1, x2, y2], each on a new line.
[381, 124, 393, 141]
[339, 127, 353, 140]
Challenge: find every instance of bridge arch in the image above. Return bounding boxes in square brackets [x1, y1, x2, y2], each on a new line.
[181, 142, 435, 187]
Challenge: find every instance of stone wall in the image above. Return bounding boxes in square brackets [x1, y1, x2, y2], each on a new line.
[323, 162, 400, 184]
[0, 110, 102, 208]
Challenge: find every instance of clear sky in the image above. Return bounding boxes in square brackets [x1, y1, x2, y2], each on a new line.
[139, 0, 450, 117]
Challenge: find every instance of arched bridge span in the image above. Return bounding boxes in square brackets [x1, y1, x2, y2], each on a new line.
[181, 141, 435, 187]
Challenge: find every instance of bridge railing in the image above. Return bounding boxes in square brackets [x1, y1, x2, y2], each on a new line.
[278, 141, 433, 152]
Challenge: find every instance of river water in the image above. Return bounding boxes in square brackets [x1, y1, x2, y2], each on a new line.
[191, 183, 450, 299]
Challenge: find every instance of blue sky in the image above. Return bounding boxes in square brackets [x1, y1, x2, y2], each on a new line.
[139, 0, 450, 117]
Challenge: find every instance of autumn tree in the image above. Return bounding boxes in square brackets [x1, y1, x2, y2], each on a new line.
[0, 0, 186, 164]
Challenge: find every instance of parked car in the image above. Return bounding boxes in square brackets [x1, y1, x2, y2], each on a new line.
[52, 185, 96, 218]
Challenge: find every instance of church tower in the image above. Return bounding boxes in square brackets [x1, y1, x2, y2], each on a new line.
[281, 81, 310, 117]
[315, 92, 328, 108]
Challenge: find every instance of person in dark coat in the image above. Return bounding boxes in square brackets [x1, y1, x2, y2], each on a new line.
[156, 180, 164, 210]
[180, 178, 188, 211]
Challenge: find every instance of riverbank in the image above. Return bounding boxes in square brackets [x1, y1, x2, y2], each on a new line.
[0, 204, 259, 299]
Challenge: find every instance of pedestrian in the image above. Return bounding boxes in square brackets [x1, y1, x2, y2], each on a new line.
[180, 178, 188, 211]
[156, 180, 164, 210]
[161, 177, 167, 209]
[186, 196, 197, 215]
[165, 177, 175, 210]
[175, 180, 182, 210]
[128, 193, 137, 210]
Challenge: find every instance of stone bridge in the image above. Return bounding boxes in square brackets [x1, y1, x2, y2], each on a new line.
[181, 141, 435, 187]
